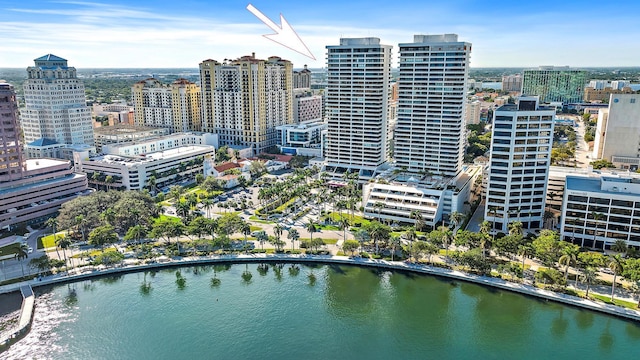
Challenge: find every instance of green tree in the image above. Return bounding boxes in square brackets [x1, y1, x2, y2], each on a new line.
[622, 258, 640, 307]
[532, 230, 563, 267]
[608, 255, 624, 301]
[56, 235, 73, 272]
[88, 224, 119, 251]
[581, 267, 598, 297]
[124, 225, 147, 246]
[342, 240, 360, 256]
[306, 220, 317, 248]
[287, 228, 300, 252]
[558, 244, 579, 282]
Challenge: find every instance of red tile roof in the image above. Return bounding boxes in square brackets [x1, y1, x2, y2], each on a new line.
[214, 162, 240, 172]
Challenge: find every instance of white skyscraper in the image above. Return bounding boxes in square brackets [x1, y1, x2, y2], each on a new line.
[324, 38, 392, 178]
[394, 34, 471, 177]
[21, 54, 94, 147]
[484, 96, 555, 233]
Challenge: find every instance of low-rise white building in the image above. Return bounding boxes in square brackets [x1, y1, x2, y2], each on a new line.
[276, 119, 326, 157]
[74, 145, 214, 191]
[101, 132, 218, 157]
[561, 173, 640, 249]
[362, 165, 480, 228]
[93, 125, 170, 152]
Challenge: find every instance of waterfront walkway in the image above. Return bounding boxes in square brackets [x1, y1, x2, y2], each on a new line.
[0, 285, 34, 350]
[1, 255, 639, 324]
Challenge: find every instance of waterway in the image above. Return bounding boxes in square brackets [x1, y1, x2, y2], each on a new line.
[3, 263, 639, 359]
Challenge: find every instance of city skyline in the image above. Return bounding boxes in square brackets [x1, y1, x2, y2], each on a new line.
[1, 0, 639, 68]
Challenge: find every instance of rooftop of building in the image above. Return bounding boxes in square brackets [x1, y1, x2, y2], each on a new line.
[25, 158, 69, 170]
[94, 124, 168, 136]
[0, 172, 86, 195]
[101, 131, 211, 149]
[89, 145, 213, 166]
[34, 54, 67, 62]
[277, 119, 325, 130]
[214, 162, 241, 173]
[566, 174, 640, 195]
[27, 138, 59, 147]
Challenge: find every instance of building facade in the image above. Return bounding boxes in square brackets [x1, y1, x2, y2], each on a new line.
[74, 145, 213, 191]
[502, 74, 522, 92]
[484, 97, 555, 232]
[20, 54, 94, 148]
[394, 34, 471, 178]
[324, 38, 392, 178]
[293, 90, 322, 122]
[521, 66, 588, 104]
[583, 86, 635, 102]
[93, 125, 170, 152]
[562, 174, 640, 249]
[199, 54, 293, 155]
[0, 83, 25, 182]
[276, 119, 327, 157]
[593, 94, 640, 169]
[132, 78, 201, 133]
[293, 65, 311, 89]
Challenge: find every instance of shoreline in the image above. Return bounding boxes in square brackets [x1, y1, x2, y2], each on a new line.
[1, 254, 639, 323]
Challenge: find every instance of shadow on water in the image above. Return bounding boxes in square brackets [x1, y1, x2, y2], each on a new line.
[575, 309, 595, 330]
[625, 322, 640, 339]
[97, 275, 123, 285]
[64, 285, 78, 307]
[599, 319, 614, 351]
[550, 308, 568, 338]
[327, 264, 346, 275]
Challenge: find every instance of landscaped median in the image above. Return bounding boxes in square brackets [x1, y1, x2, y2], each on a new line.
[1, 254, 639, 323]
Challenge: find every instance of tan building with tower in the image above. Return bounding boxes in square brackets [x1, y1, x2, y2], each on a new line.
[132, 78, 201, 133]
[199, 54, 293, 155]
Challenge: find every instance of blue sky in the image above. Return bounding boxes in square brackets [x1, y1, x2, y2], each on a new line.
[1, 0, 638, 68]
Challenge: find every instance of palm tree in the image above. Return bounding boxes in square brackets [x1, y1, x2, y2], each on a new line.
[287, 228, 300, 252]
[306, 220, 317, 249]
[105, 175, 114, 191]
[274, 224, 283, 246]
[56, 235, 73, 273]
[480, 220, 491, 240]
[581, 267, 598, 298]
[241, 222, 251, 249]
[559, 249, 578, 282]
[508, 221, 523, 236]
[410, 210, 423, 232]
[518, 244, 534, 278]
[488, 205, 498, 239]
[389, 235, 401, 261]
[339, 217, 350, 241]
[608, 255, 624, 301]
[201, 198, 214, 218]
[591, 211, 604, 249]
[449, 211, 464, 231]
[46, 217, 62, 259]
[374, 201, 385, 222]
[611, 239, 628, 255]
[440, 226, 453, 258]
[17, 243, 29, 277]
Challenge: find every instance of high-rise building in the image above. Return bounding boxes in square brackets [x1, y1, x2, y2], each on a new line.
[0, 83, 25, 182]
[324, 38, 392, 178]
[199, 54, 293, 155]
[465, 100, 481, 126]
[521, 66, 588, 104]
[293, 65, 311, 89]
[0, 82, 88, 229]
[394, 34, 471, 178]
[593, 94, 640, 169]
[132, 78, 201, 133]
[502, 74, 523, 92]
[20, 54, 94, 147]
[484, 96, 555, 232]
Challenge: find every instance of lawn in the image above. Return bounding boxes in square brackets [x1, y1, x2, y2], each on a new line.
[0, 242, 21, 258]
[249, 225, 263, 232]
[71, 247, 117, 259]
[155, 214, 182, 224]
[324, 212, 371, 226]
[590, 293, 638, 310]
[299, 238, 338, 245]
[249, 216, 274, 224]
[316, 224, 340, 231]
[39, 231, 70, 249]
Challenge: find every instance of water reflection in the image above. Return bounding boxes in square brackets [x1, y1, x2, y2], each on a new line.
[575, 309, 595, 330]
[550, 308, 568, 338]
[324, 265, 380, 318]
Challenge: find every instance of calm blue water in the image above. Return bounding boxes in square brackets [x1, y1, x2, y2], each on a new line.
[3, 263, 639, 359]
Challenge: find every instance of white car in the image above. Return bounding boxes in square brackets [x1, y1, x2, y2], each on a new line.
[28, 247, 34, 254]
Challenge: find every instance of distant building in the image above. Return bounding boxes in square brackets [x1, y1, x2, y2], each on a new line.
[20, 54, 94, 149]
[484, 96, 555, 232]
[132, 78, 201, 133]
[583, 86, 634, 102]
[521, 66, 588, 104]
[593, 94, 640, 169]
[611, 80, 629, 90]
[465, 100, 481, 125]
[502, 74, 522, 92]
[588, 80, 607, 90]
[0, 82, 88, 230]
[93, 102, 134, 126]
[199, 54, 293, 155]
[293, 64, 311, 89]
[100, 132, 218, 157]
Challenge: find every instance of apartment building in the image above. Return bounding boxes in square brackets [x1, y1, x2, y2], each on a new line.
[521, 66, 588, 104]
